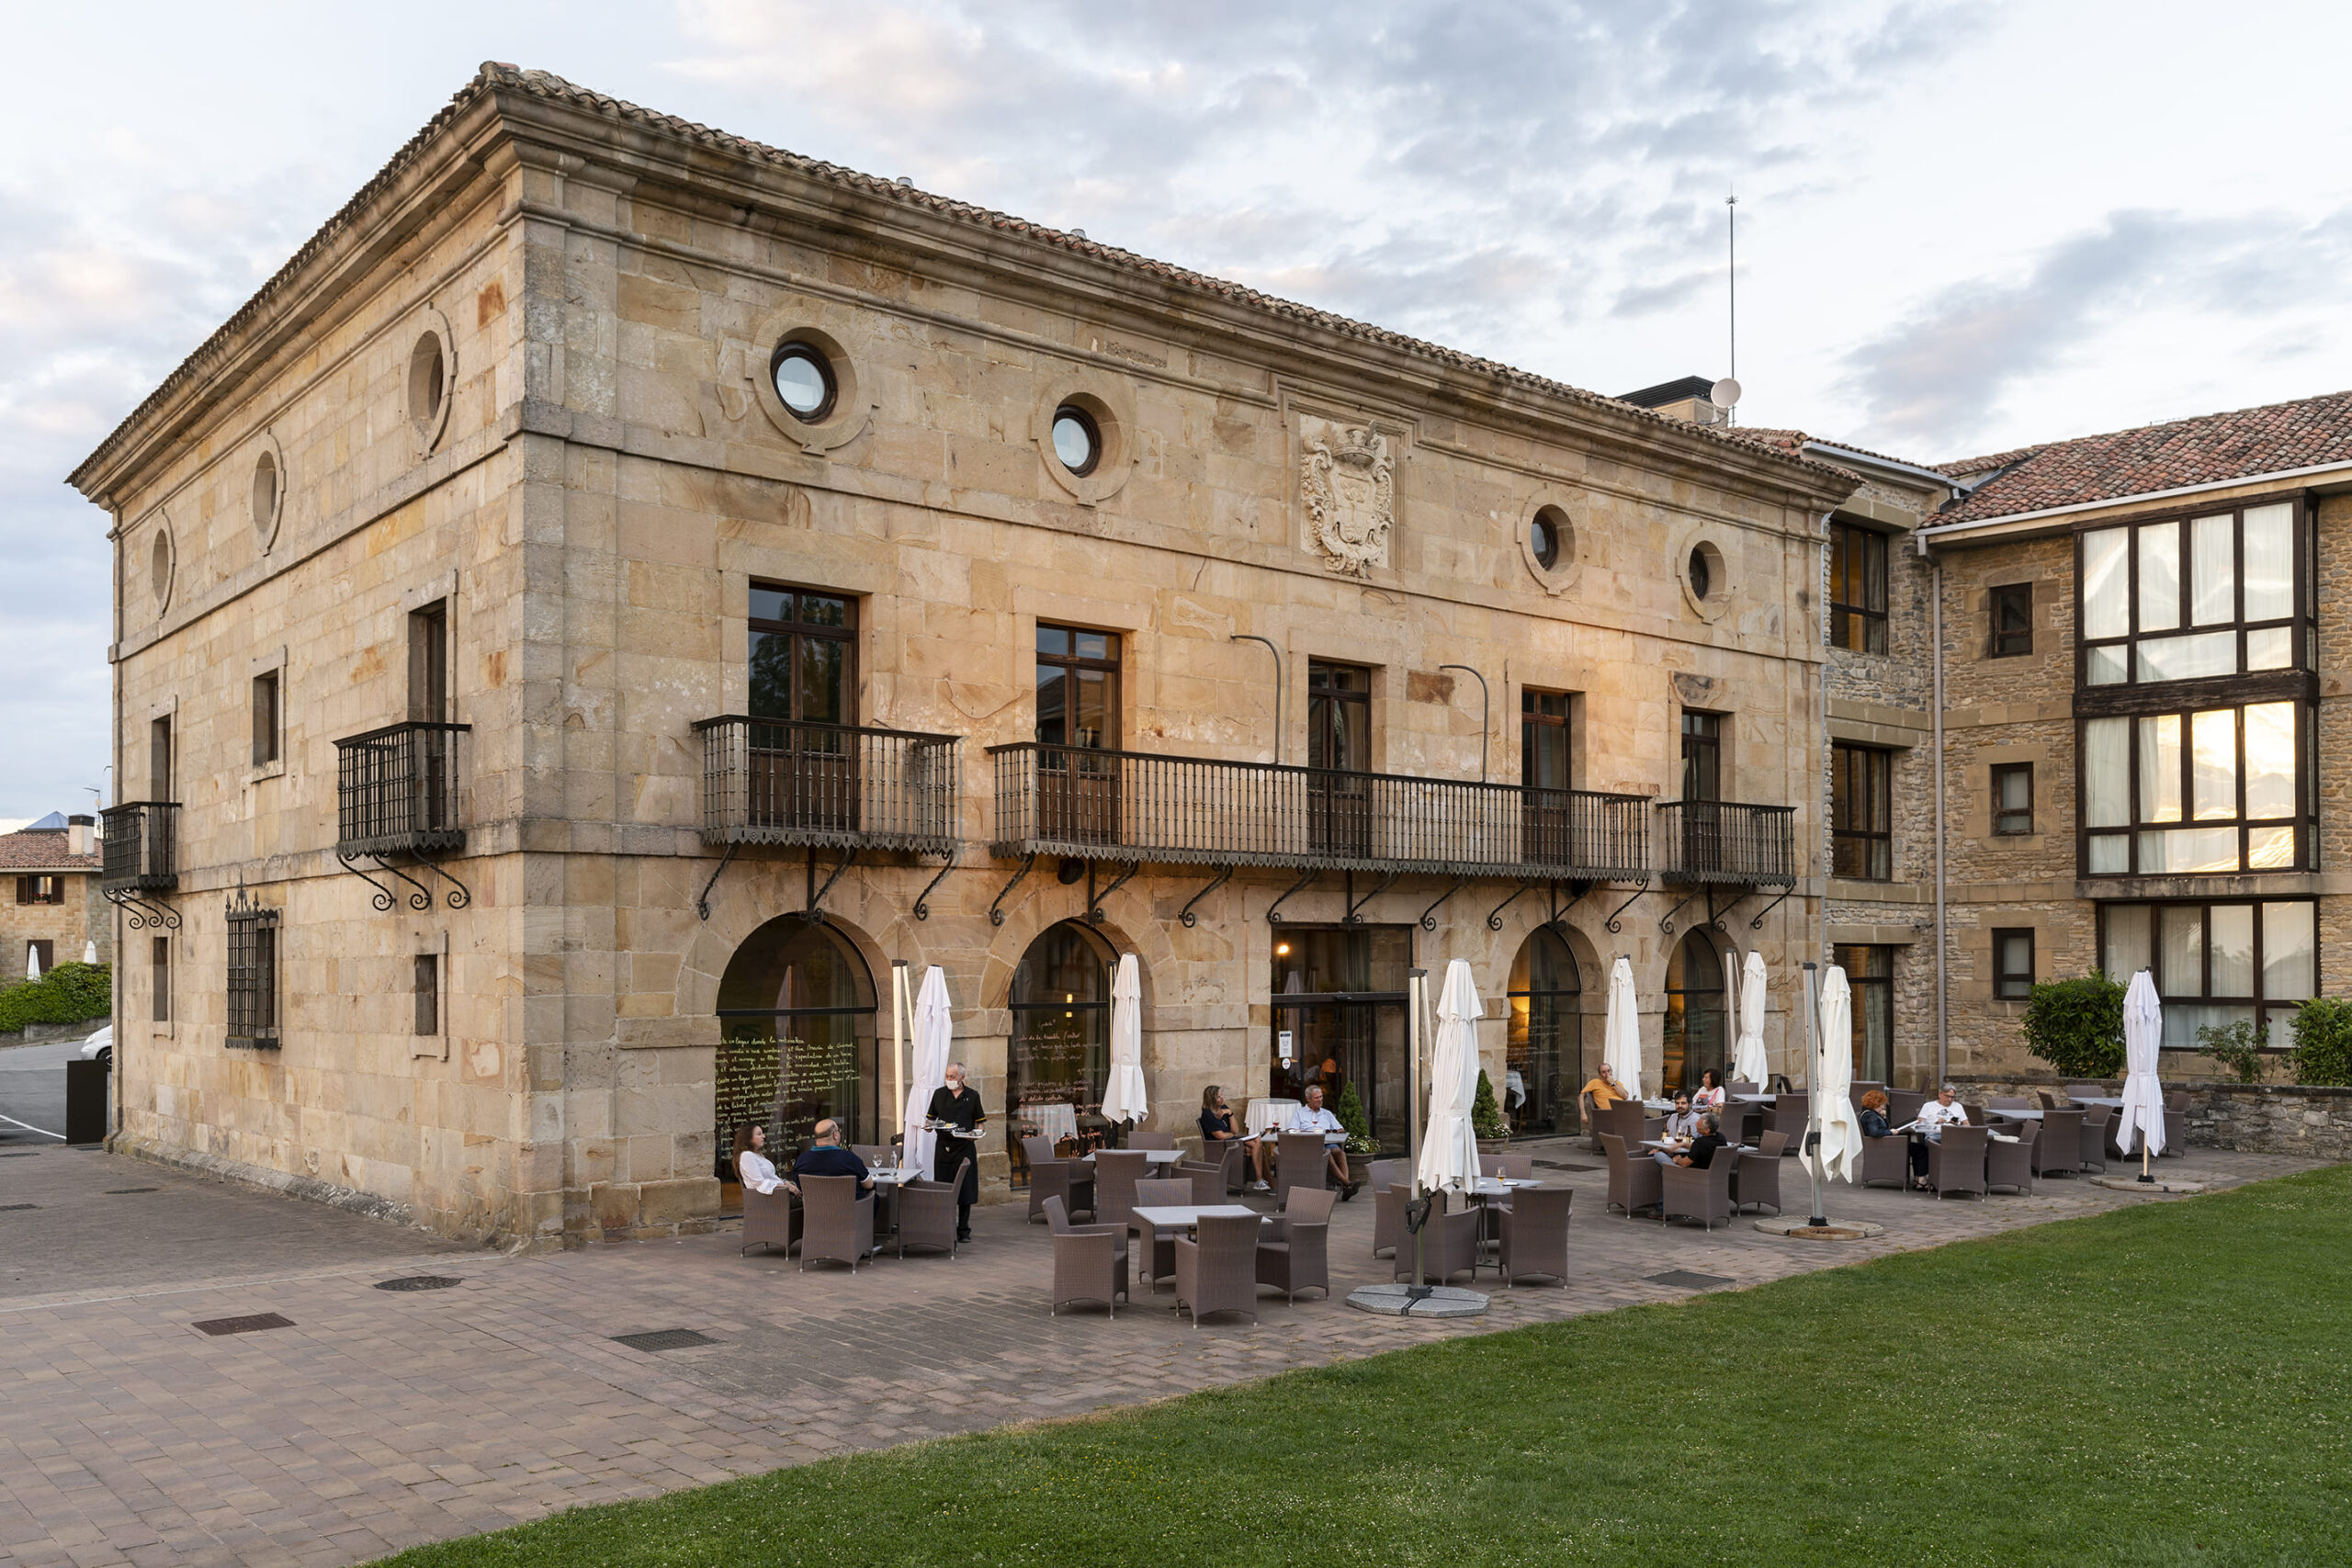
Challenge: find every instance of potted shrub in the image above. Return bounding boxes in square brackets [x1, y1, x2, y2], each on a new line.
[1333, 1079, 1380, 1162]
[1473, 1068, 1510, 1151]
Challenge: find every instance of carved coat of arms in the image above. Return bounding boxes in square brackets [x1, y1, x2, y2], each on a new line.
[1299, 421, 1394, 578]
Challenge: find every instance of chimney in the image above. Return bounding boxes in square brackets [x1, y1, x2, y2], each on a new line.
[67, 814, 93, 857]
[1614, 375, 1735, 427]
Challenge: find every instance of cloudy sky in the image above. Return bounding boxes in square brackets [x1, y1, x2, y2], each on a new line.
[6, 0, 2348, 819]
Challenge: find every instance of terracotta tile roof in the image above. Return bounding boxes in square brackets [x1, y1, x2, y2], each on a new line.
[0, 830, 98, 873]
[1935, 444, 2045, 480]
[1935, 389, 2352, 525]
[73, 64, 1855, 497]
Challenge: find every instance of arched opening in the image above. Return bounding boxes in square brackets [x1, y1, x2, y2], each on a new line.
[1007, 919, 1117, 1152]
[713, 917, 878, 1180]
[1663, 929, 1731, 1097]
[1507, 926, 1583, 1135]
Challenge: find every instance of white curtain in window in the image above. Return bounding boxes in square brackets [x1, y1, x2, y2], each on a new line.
[2157, 905, 2202, 996]
[2191, 513, 2234, 625]
[2084, 717, 2131, 827]
[2138, 714, 2183, 823]
[2137, 523, 2180, 631]
[2082, 528, 2130, 639]
[2190, 708, 2236, 821]
[2103, 903, 2152, 982]
[2135, 630, 2235, 682]
[2242, 502, 2294, 621]
[2247, 626, 2293, 671]
[2244, 701, 2296, 818]
[2207, 904, 2254, 996]
[2263, 902, 2315, 998]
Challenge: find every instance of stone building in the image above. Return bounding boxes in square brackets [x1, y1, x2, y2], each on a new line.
[68, 66, 1858, 1247]
[0, 813, 107, 984]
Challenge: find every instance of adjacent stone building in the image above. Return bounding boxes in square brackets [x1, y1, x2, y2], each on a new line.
[1, 813, 107, 987]
[68, 66, 1859, 1247]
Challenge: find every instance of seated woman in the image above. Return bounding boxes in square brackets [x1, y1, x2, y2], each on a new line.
[1197, 1083, 1246, 1183]
[1692, 1069, 1726, 1111]
[732, 1122, 795, 1197]
[1860, 1089, 1928, 1189]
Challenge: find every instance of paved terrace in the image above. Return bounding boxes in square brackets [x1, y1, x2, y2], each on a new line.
[0, 1138, 2320, 1568]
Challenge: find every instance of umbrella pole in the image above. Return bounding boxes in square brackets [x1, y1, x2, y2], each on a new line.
[1804, 961, 1827, 1228]
[891, 962, 908, 1167]
[1407, 968, 1430, 1303]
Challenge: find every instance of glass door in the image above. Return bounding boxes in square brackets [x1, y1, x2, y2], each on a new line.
[1521, 689, 1572, 864]
[749, 584, 858, 830]
[1035, 626, 1121, 845]
[1307, 661, 1374, 858]
[1270, 926, 1410, 1149]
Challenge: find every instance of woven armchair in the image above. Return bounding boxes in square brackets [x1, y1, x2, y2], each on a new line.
[1988, 1095, 2033, 1111]
[1928, 1125, 1989, 1200]
[797, 1174, 876, 1271]
[1396, 1199, 1482, 1285]
[1600, 1134, 1662, 1219]
[1985, 1123, 2036, 1195]
[1762, 1093, 1809, 1151]
[1888, 1089, 1928, 1125]
[1174, 1213, 1262, 1325]
[1717, 1101, 1758, 1148]
[1261, 1186, 1335, 1246]
[1092, 1150, 1150, 1231]
[2032, 1111, 2082, 1178]
[1497, 1185, 1573, 1287]
[1860, 1134, 1911, 1190]
[1727, 1079, 1761, 1095]
[1178, 1161, 1227, 1205]
[1131, 1131, 1178, 1151]
[1024, 1134, 1096, 1224]
[1660, 1146, 1741, 1231]
[1202, 1140, 1248, 1193]
[1130, 1178, 1195, 1288]
[1276, 1131, 1330, 1210]
[1256, 1196, 1329, 1304]
[1373, 1181, 1409, 1258]
[1046, 1197, 1129, 1317]
[896, 1179, 958, 1258]
[2077, 1105, 2112, 1173]
[740, 1183, 799, 1257]
[1734, 1132, 1786, 1213]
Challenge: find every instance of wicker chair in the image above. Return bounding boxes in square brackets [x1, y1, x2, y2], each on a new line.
[1129, 1177, 1194, 1288]
[1373, 1182, 1409, 1258]
[1600, 1134, 1663, 1219]
[1497, 1185, 1573, 1286]
[1396, 1198, 1482, 1284]
[797, 1175, 876, 1271]
[1045, 1196, 1129, 1317]
[1092, 1150, 1150, 1232]
[1985, 1123, 2036, 1195]
[740, 1184, 799, 1257]
[1849, 1080, 1885, 1110]
[1860, 1134, 1911, 1190]
[1763, 1093, 1809, 1152]
[1605, 1101, 1665, 1146]
[1988, 1096, 2034, 1111]
[1888, 1089, 1928, 1125]
[1255, 1194, 1330, 1303]
[2077, 1105, 2112, 1172]
[1728, 1078, 1761, 1095]
[895, 1179, 959, 1258]
[1204, 1141, 1249, 1193]
[851, 1144, 888, 1166]
[2064, 1080, 2109, 1102]
[1733, 1131, 1786, 1213]
[1928, 1126, 1989, 1200]
[1174, 1213, 1262, 1325]
[1717, 1101, 1758, 1148]
[1024, 1135, 1096, 1224]
[2162, 1091, 2192, 1156]
[1276, 1131, 1330, 1210]
[2034, 1111, 2083, 1178]
[1178, 1160, 1227, 1205]
[1131, 1131, 1178, 1151]
[1660, 1146, 1740, 1231]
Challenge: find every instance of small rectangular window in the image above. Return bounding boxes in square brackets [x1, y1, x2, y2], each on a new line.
[252, 670, 281, 765]
[408, 600, 448, 723]
[1992, 929, 2035, 999]
[1829, 522, 1889, 654]
[414, 953, 440, 1036]
[16, 875, 63, 905]
[153, 936, 170, 1023]
[1990, 583, 2032, 657]
[1991, 763, 2033, 835]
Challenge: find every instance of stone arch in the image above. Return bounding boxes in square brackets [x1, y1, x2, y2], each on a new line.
[1663, 925, 1738, 1099]
[709, 911, 885, 1177]
[678, 862, 935, 1025]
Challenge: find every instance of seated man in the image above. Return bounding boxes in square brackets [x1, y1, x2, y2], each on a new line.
[1654, 1112, 1726, 1169]
[1581, 1065, 1628, 1113]
[1915, 1085, 1970, 1142]
[1257, 1085, 1357, 1199]
[1663, 1092, 1702, 1139]
[792, 1118, 876, 1192]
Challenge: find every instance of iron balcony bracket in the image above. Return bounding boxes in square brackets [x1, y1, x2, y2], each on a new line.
[377, 857, 435, 912]
[1179, 865, 1233, 929]
[1419, 876, 1469, 932]
[1265, 866, 1320, 925]
[989, 853, 1038, 928]
[1087, 861, 1142, 925]
[1658, 887, 1704, 937]
[695, 841, 741, 922]
[913, 844, 961, 922]
[803, 845, 860, 924]
[1486, 877, 1539, 931]
[1705, 887, 1738, 932]
[1343, 869, 1402, 925]
[1604, 878, 1650, 935]
[1748, 885, 1794, 931]
[101, 886, 181, 931]
[413, 856, 471, 910]
[336, 849, 401, 914]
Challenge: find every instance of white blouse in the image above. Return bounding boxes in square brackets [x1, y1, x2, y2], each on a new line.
[738, 1150, 788, 1194]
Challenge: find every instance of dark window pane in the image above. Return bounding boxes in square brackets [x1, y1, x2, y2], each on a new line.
[750, 584, 792, 624]
[1073, 669, 1109, 750]
[1036, 625, 1069, 656]
[749, 630, 794, 719]
[1035, 668, 1067, 747]
[798, 637, 846, 725]
[800, 594, 850, 628]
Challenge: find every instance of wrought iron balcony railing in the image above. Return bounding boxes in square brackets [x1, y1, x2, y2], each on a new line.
[1654, 799, 1798, 886]
[694, 716, 962, 856]
[334, 721, 470, 856]
[99, 801, 178, 892]
[989, 742, 1650, 881]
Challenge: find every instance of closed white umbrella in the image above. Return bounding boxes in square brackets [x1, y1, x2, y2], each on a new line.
[1101, 953, 1148, 1128]
[900, 966, 951, 1178]
[83, 941, 97, 964]
[1815, 965, 1862, 1183]
[1734, 951, 1770, 1088]
[1602, 956, 1644, 1100]
[2117, 969, 2165, 1171]
[1417, 959, 1483, 1192]
[26, 946, 40, 979]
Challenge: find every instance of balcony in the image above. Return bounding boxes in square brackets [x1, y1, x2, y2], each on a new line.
[694, 716, 961, 856]
[99, 801, 178, 892]
[1655, 799, 1798, 886]
[988, 742, 1650, 881]
[334, 721, 470, 856]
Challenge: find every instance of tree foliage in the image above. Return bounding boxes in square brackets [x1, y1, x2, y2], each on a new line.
[2286, 998, 2352, 1088]
[1472, 1068, 1509, 1140]
[2018, 970, 2125, 1077]
[2197, 1018, 2267, 1085]
[0, 961, 112, 1034]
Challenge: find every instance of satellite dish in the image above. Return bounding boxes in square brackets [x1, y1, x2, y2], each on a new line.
[1710, 377, 1742, 410]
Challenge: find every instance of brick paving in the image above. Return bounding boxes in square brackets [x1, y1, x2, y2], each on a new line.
[0, 1139, 2322, 1567]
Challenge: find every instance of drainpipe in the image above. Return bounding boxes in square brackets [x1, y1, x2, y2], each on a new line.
[1925, 537, 1950, 1089]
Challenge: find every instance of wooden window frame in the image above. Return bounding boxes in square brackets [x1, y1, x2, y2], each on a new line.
[1829, 521, 1889, 655]
[1034, 624, 1122, 750]
[1991, 928, 2035, 1000]
[2098, 897, 2318, 1044]
[748, 581, 859, 726]
[2075, 700, 2311, 876]
[1991, 762, 2033, 836]
[1830, 741, 1894, 882]
[251, 668, 281, 766]
[16, 874, 65, 906]
[1989, 582, 2032, 658]
[2075, 493, 2310, 690]
[153, 935, 170, 1024]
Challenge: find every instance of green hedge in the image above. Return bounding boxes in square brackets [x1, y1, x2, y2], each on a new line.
[2018, 970, 2125, 1077]
[2287, 998, 2352, 1087]
[0, 961, 112, 1034]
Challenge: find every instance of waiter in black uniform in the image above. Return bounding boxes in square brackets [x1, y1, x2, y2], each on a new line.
[926, 1060, 986, 1244]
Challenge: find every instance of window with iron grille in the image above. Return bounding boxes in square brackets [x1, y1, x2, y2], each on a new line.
[226, 892, 280, 1050]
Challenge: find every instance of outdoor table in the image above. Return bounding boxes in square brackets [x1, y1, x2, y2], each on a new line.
[2070, 1096, 2125, 1109]
[1983, 1108, 2043, 1121]
[1245, 1098, 1300, 1135]
[1018, 1101, 1080, 1145]
[1130, 1203, 1262, 1228]
[1082, 1147, 1185, 1165]
[1729, 1092, 1778, 1103]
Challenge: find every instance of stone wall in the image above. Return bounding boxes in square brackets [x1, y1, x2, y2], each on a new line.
[1947, 1075, 2352, 1160]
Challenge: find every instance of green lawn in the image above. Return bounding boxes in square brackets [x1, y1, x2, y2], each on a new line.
[378, 1166, 2352, 1567]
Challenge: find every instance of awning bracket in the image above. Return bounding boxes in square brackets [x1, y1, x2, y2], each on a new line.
[913, 844, 960, 922]
[989, 853, 1038, 928]
[1088, 861, 1141, 924]
[1265, 866, 1319, 926]
[1658, 887, 1703, 937]
[1344, 869, 1402, 925]
[412, 855, 471, 911]
[1604, 878, 1649, 935]
[1747, 885, 1794, 931]
[335, 850, 399, 914]
[101, 886, 181, 931]
[803, 845, 859, 923]
[695, 840, 740, 922]
[1418, 876, 1469, 932]
[1179, 865, 1233, 929]
[1486, 877, 1539, 932]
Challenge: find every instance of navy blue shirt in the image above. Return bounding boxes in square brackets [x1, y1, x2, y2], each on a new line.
[793, 1144, 871, 1186]
[1199, 1108, 1238, 1144]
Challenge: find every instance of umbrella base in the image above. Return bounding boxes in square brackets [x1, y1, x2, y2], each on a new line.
[2091, 1175, 2206, 1195]
[1345, 1284, 1488, 1318]
[1751, 1216, 1884, 1240]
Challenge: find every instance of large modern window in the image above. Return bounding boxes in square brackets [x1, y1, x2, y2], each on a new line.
[1834, 943, 1894, 1082]
[1507, 926, 1582, 1135]
[714, 916, 878, 1172]
[1273, 926, 1413, 1148]
[1990, 582, 2032, 657]
[1829, 522, 1888, 654]
[1831, 742, 1894, 881]
[2102, 900, 2315, 1050]
[1009, 920, 1116, 1151]
[2078, 500, 2306, 686]
[2080, 702, 2306, 874]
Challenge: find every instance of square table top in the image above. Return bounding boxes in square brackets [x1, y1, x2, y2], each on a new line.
[1130, 1204, 1262, 1228]
[1082, 1147, 1185, 1164]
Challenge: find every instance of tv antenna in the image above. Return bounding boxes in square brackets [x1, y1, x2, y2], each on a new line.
[1711, 189, 1741, 423]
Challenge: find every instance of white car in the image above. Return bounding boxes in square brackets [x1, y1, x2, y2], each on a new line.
[78, 1024, 112, 1069]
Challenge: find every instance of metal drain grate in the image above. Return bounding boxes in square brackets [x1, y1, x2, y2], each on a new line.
[106, 1187, 161, 1194]
[0, 1202, 36, 1212]
[611, 1328, 717, 1353]
[0, 1151, 38, 1158]
[375, 1275, 465, 1292]
[193, 1313, 295, 1337]
[1645, 1269, 1736, 1291]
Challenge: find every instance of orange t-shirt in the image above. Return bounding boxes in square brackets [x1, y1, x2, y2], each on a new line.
[1582, 1077, 1623, 1110]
